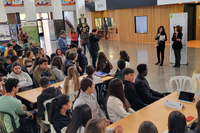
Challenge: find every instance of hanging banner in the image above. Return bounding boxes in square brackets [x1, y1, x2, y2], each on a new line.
[4, 0, 24, 7]
[9, 24, 18, 41]
[21, 22, 40, 47]
[169, 13, 188, 65]
[61, 0, 88, 5]
[35, 0, 51, 6]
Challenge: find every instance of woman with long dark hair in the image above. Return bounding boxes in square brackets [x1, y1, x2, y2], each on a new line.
[96, 52, 113, 73]
[48, 94, 72, 133]
[119, 50, 130, 68]
[155, 26, 167, 66]
[56, 48, 66, 62]
[194, 100, 200, 132]
[86, 65, 103, 84]
[51, 56, 65, 82]
[172, 25, 183, 68]
[163, 111, 187, 133]
[106, 78, 135, 122]
[138, 121, 158, 133]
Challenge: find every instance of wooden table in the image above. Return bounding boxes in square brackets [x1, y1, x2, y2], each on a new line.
[108, 91, 198, 133]
[16, 76, 113, 104]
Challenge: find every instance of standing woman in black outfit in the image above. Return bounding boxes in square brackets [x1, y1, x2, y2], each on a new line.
[155, 26, 167, 66]
[172, 26, 183, 68]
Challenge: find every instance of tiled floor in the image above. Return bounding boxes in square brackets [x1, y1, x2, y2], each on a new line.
[45, 38, 200, 94]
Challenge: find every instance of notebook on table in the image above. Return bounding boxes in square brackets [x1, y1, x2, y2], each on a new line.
[94, 71, 107, 77]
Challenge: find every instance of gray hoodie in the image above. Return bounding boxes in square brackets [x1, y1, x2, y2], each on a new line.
[51, 66, 65, 82]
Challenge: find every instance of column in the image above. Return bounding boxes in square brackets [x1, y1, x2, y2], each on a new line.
[24, 0, 37, 21]
[0, 0, 7, 23]
[76, 0, 86, 21]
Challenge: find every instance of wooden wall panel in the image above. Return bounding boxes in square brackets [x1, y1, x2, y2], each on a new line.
[196, 5, 200, 40]
[87, 4, 184, 43]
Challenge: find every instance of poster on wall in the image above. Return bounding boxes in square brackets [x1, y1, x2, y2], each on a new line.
[35, 0, 51, 6]
[0, 25, 11, 42]
[21, 22, 40, 46]
[9, 24, 18, 41]
[4, 0, 24, 7]
[61, 0, 88, 5]
[170, 13, 188, 65]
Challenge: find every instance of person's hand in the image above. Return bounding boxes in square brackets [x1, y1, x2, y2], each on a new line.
[61, 54, 64, 57]
[26, 111, 34, 119]
[79, 67, 82, 72]
[163, 38, 165, 41]
[177, 39, 181, 41]
[62, 62, 65, 66]
[104, 118, 111, 126]
[158, 33, 161, 36]
[115, 126, 123, 133]
[163, 94, 166, 97]
[111, 74, 114, 77]
[0, 92, 3, 95]
[113, 125, 123, 133]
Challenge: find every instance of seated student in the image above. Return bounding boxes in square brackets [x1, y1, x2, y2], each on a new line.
[33, 57, 56, 87]
[77, 48, 88, 76]
[119, 50, 130, 68]
[3, 55, 11, 69]
[138, 121, 158, 133]
[0, 73, 4, 96]
[56, 48, 66, 63]
[50, 53, 57, 63]
[134, 64, 166, 104]
[8, 62, 33, 92]
[22, 47, 31, 58]
[6, 55, 29, 74]
[62, 104, 119, 133]
[73, 78, 111, 126]
[49, 94, 72, 133]
[38, 48, 51, 64]
[0, 51, 6, 63]
[85, 118, 123, 133]
[0, 78, 37, 133]
[123, 68, 145, 111]
[11, 39, 23, 56]
[37, 76, 62, 132]
[189, 100, 200, 132]
[64, 52, 82, 75]
[50, 56, 65, 82]
[86, 65, 103, 84]
[106, 78, 135, 122]
[64, 43, 77, 65]
[163, 111, 187, 133]
[28, 57, 40, 75]
[30, 41, 38, 56]
[97, 52, 113, 73]
[23, 50, 34, 67]
[4, 44, 17, 56]
[62, 66, 81, 96]
[0, 41, 7, 56]
[0, 60, 7, 76]
[113, 59, 126, 80]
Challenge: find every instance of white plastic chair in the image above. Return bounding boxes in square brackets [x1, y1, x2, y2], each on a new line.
[69, 91, 79, 102]
[40, 98, 56, 133]
[192, 74, 200, 96]
[169, 76, 193, 92]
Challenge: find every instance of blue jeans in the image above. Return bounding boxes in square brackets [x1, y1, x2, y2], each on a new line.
[83, 43, 90, 55]
[90, 50, 98, 69]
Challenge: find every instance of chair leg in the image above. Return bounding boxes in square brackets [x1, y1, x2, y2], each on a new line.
[40, 121, 44, 133]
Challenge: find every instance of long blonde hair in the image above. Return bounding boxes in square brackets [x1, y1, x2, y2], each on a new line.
[84, 118, 106, 133]
[63, 66, 80, 95]
[38, 48, 46, 58]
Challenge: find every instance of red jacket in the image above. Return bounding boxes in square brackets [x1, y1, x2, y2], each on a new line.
[69, 32, 78, 41]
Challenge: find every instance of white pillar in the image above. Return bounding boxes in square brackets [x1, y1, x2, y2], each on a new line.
[24, 0, 37, 21]
[76, 0, 86, 20]
[0, 0, 7, 23]
[51, 0, 63, 20]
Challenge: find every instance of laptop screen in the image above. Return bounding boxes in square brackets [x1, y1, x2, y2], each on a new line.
[178, 91, 195, 102]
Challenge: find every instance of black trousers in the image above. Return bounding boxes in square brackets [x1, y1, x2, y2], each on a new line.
[173, 49, 181, 66]
[156, 44, 165, 64]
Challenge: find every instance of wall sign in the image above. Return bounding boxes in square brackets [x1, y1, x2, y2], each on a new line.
[95, 0, 107, 11]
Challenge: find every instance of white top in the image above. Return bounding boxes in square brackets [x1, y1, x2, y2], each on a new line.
[163, 130, 168, 133]
[61, 126, 113, 133]
[125, 61, 130, 68]
[93, 75, 103, 84]
[59, 55, 66, 62]
[107, 96, 135, 122]
[61, 77, 82, 95]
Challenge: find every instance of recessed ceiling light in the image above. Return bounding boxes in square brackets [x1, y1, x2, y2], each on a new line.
[195, 1, 198, 3]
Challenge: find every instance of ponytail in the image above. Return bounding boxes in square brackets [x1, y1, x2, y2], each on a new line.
[48, 98, 57, 124]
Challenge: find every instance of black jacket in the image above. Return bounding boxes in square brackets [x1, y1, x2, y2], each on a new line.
[53, 111, 72, 133]
[64, 60, 76, 75]
[123, 80, 145, 111]
[155, 32, 167, 45]
[37, 87, 62, 120]
[89, 33, 101, 51]
[77, 54, 88, 68]
[172, 32, 183, 49]
[134, 74, 164, 104]
[13, 44, 23, 56]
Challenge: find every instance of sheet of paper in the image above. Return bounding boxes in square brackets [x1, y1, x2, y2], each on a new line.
[159, 35, 165, 41]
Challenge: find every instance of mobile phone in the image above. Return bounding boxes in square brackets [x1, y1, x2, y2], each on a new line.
[186, 116, 194, 122]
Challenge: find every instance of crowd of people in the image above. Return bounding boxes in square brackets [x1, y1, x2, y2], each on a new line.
[0, 26, 196, 133]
